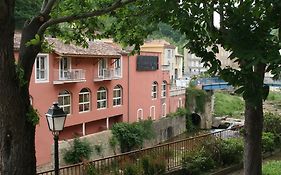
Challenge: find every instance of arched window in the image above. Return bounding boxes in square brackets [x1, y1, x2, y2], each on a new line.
[137, 108, 143, 121]
[58, 90, 71, 114]
[97, 87, 107, 109]
[113, 85, 122, 106]
[152, 81, 158, 99]
[161, 81, 167, 98]
[79, 88, 91, 112]
[162, 103, 167, 118]
[150, 106, 156, 120]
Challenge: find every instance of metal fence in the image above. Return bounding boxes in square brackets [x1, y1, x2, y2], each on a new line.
[37, 127, 242, 175]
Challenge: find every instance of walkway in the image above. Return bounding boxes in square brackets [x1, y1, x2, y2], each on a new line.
[227, 151, 281, 175]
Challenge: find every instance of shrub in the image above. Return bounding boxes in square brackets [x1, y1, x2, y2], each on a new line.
[141, 155, 166, 175]
[63, 138, 92, 164]
[262, 160, 281, 175]
[182, 149, 215, 175]
[124, 164, 142, 175]
[262, 132, 276, 153]
[264, 112, 281, 144]
[111, 119, 154, 153]
[219, 138, 244, 165]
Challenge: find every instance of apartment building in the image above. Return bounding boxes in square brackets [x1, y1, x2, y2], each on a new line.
[14, 34, 185, 166]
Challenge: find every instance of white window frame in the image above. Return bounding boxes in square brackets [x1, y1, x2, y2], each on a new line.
[79, 88, 91, 113]
[161, 81, 167, 98]
[97, 87, 107, 109]
[58, 90, 71, 115]
[113, 85, 122, 107]
[35, 54, 49, 83]
[152, 81, 158, 99]
[98, 58, 108, 77]
[162, 103, 167, 118]
[114, 58, 122, 77]
[137, 108, 143, 121]
[150, 106, 155, 120]
[59, 57, 71, 80]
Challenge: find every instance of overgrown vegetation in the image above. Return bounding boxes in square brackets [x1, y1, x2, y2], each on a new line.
[214, 92, 244, 118]
[182, 138, 243, 175]
[26, 106, 39, 126]
[63, 138, 92, 164]
[186, 87, 208, 113]
[262, 160, 281, 175]
[267, 91, 281, 102]
[111, 120, 154, 153]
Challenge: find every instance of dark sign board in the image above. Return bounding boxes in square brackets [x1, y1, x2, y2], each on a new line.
[136, 56, 159, 71]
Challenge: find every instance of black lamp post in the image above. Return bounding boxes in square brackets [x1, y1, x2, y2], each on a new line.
[46, 102, 67, 175]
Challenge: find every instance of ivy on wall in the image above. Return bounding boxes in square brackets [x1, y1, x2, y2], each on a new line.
[186, 87, 209, 113]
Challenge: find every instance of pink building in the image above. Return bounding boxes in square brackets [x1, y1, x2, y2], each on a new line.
[14, 35, 185, 166]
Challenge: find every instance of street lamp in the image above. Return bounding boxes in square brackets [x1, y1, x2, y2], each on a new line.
[46, 102, 67, 175]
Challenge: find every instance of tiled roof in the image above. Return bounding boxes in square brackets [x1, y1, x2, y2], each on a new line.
[14, 33, 124, 58]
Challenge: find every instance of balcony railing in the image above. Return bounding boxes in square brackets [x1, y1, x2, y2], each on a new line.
[53, 69, 86, 84]
[94, 68, 121, 82]
[170, 87, 186, 96]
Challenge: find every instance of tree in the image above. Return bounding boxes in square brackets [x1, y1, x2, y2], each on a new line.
[0, 0, 150, 174]
[148, 1, 281, 175]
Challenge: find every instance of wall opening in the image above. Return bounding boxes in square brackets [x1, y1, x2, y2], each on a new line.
[191, 113, 201, 126]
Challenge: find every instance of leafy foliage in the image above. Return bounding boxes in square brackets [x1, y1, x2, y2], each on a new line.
[15, 0, 41, 29]
[26, 106, 40, 126]
[262, 132, 276, 153]
[263, 112, 281, 144]
[111, 120, 154, 153]
[63, 138, 92, 164]
[186, 87, 208, 113]
[262, 160, 281, 175]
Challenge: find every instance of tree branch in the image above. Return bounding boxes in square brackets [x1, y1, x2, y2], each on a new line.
[41, 0, 57, 16]
[38, 0, 137, 36]
[41, 0, 48, 12]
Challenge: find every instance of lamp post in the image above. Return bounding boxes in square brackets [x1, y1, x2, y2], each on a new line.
[46, 102, 67, 175]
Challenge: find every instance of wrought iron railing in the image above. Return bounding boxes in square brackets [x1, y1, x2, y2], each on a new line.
[37, 127, 242, 175]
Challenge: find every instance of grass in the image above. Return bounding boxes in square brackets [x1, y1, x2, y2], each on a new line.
[214, 92, 244, 118]
[267, 91, 281, 101]
[262, 160, 281, 175]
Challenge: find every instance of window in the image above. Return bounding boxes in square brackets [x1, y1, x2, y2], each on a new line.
[113, 85, 122, 106]
[150, 106, 155, 120]
[162, 103, 167, 117]
[114, 58, 122, 77]
[137, 108, 143, 121]
[79, 88, 90, 113]
[98, 58, 107, 77]
[97, 87, 107, 109]
[152, 81, 158, 99]
[35, 54, 49, 82]
[161, 81, 167, 98]
[58, 90, 71, 114]
[59, 57, 71, 80]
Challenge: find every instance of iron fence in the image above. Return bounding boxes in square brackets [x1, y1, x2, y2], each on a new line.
[37, 127, 242, 175]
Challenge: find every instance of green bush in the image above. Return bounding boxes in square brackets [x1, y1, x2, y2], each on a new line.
[63, 138, 92, 164]
[219, 138, 244, 165]
[111, 119, 154, 153]
[182, 149, 215, 175]
[124, 164, 142, 175]
[262, 160, 281, 175]
[262, 132, 276, 153]
[141, 155, 166, 175]
[264, 112, 281, 144]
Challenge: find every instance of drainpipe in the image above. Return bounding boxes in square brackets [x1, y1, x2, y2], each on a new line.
[127, 54, 130, 123]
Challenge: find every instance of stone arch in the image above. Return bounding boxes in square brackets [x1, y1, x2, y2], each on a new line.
[191, 113, 201, 126]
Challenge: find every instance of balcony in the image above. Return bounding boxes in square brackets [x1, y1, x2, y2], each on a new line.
[53, 69, 86, 84]
[170, 87, 186, 97]
[94, 68, 121, 82]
